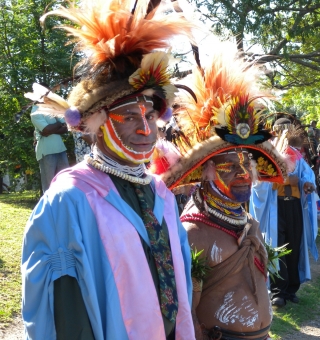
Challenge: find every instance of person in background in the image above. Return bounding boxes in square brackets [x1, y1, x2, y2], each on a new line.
[250, 119, 318, 308]
[21, 0, 197, 339]
[31, 102, 69, 193]
[307, 120, 320, 156]
[72, 132, 93, 163]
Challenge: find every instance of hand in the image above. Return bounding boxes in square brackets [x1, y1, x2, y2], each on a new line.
[303, 182, 316, 194]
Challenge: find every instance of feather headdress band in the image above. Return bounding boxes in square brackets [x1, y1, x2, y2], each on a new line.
[150, 39, 289, 189]
[25, 0, 197, 132]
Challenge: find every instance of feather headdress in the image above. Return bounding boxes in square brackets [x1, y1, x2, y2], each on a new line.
[150, 39, 290, 189]
[25, 0, 197, 132]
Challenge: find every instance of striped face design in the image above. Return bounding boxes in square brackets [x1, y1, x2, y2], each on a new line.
[102, 101, 158, 164]
[213, 151, 253, 202]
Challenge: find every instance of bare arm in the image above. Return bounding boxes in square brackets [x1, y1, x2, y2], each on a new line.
[41, 121, 68, 137]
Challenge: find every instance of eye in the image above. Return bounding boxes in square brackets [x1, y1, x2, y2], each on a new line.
[124, 116, 134, 122]
[146, 113, 156, 120]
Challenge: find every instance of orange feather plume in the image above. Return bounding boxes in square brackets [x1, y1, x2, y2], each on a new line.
[41, 0, 197, 73]
[174, 40, 272, 145]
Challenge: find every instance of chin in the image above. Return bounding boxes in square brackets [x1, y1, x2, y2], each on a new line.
[230, 188, 252, 203]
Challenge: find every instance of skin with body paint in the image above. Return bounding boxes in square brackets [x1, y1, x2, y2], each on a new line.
[96, 101, 159, 166]
[182, 150, 272, 339]
[211, 151, 253, 203]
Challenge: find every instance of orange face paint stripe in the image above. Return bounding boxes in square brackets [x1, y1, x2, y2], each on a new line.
[236, 152, 250, 179]
[215, 172, 229, 191]
[109, 113, 125, 123]
[136, 104, 151, 136]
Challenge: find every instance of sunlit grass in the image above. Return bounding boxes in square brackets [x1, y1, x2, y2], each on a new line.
[270, 238, 320, 339]
[0, 192, 38, 326]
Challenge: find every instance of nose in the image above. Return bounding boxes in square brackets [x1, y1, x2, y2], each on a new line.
[236, 164, 250, 179]
[136, 104, 151, 136]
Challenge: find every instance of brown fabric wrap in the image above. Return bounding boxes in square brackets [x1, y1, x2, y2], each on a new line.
[202, 219, 267, 304]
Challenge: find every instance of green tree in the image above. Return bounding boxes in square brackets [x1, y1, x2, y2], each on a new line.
[190, 0, 320, 90]
[187, 0, 320, 125]
[0, 0, 79, 190]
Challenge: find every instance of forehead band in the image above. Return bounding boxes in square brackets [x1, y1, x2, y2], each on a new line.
[109, 95, 154, 111]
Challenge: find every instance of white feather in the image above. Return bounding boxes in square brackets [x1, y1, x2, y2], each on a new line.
[25, 83, 69, 109]
[85, 110, 107, 133]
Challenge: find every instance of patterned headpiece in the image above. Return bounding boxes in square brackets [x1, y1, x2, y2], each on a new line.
[24, 0, 196, 133]
[150, 40, 289, 189]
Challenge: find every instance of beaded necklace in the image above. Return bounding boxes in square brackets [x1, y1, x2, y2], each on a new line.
[85, 155, 153, 185]
[94, 145, 147, 177]
[203, 190, 243, 217]
[181, 212, 239, 238]
[193, 187, 247, 226]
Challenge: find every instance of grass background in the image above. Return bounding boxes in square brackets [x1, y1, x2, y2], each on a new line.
[0, 192, 38, 326]
[269, 231, 320, 339]
[0, 191, 319, 338]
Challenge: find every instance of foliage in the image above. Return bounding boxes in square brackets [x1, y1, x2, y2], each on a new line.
[265, 241, 292, 283]
[186, 0, 320, 131]
[280, 87, 320, 126]
[191, 247, 211, 281]
[0, 0, 79, 186]
[189, 0, 320, 90]
[0, 191, 38, 325]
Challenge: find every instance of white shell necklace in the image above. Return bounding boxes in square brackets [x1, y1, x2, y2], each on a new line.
[85, 146, 153, 185]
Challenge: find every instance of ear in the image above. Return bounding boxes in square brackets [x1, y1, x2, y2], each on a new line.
[96, 126, 104, 138]
[202, 160, 217, 181]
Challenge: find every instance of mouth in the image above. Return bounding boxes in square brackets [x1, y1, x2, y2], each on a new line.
[231, 184, 250, 192]
[130, 142, 155, 152]
[230, 180, 252, 191]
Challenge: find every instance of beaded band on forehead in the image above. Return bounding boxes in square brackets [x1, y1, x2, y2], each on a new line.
[108, 94, 154, 111]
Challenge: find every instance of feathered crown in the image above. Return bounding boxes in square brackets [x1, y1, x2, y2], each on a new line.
[150, 40, 289, 189]
[25, 0, 196, 132]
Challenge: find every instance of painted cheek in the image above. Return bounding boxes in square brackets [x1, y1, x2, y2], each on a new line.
[236, 153, 250, 179]
[136, 104, 151, 136]
[215, 163, 233, 196]
[109, 113, 125, 123]
[214, 173, 232, 197]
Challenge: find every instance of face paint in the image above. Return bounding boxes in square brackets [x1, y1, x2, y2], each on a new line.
[212, 151, 253, 202]
[102, 101, 158, 164]
[136, 104, 151, 136]
[236, 152, 251, 179]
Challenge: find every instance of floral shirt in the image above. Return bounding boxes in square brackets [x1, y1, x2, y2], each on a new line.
[73, 132, 91, 163]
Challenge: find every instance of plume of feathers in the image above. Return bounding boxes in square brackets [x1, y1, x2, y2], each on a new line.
[41, 0, 197, 77]
[24, 83, 70, 118]
[174, 39, 273, 147]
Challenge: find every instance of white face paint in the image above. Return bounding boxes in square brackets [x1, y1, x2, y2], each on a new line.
[210, 242, 222, 263]
[215, 292, 259, 327]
